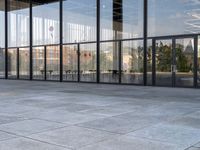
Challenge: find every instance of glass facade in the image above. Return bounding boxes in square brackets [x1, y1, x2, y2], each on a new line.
[148, 0, 200, 37]
[8, 0, 30, 47]
[0, 0, 199, 88]
[32, 46, 45, 80]
[100, 0, 143, 40]
[19, 47, 30, 79]
[63, 45, 78, 81]
[63, 0, 96, 43]
[32, 0, 59, 45]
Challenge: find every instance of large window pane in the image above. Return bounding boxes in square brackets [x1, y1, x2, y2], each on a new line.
[121, 40, 143, 84]
[80, 43, 96, 82]
[19, 47, 29, 79]
[100, 0, 143, 40]
[198, 36, 200, 87]
[33, 47, 45, 80]
[8, 0, 29, 47]
[175, 38, 194, 87]
[8, 48, 17, 79]
[0, 49, 5, 78]
[32, 1, 59, 45]
[0, 1, 5, 48]
[148, 0, 200, 37]
[63, 45, 78, 81]
[147, 39, 152, 85]
[63, 0, 96, 43]
[46, 45, 60, 80]
[100, 42, 119, 83]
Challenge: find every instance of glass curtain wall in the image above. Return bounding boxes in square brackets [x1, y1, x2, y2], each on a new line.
[100, 0, 143, 40]
[148, 0, 200, 37]
[0, 49, 5, 78]
[19, 47, 30, 79]
[0, 1, 5, 78]
[32, 46, 45, 80]
[147, 39, 152, 85]
[8, 48, 17, 79]
[63, 45, 78, 81]
[100, 42, 119, 83]
[8, 0, 30, 47]
[80, 43, 96, 82]
[32, 0, 60, 45]
[32, 0, 60, 80]
[63, 0, 96, 43]
[121, 40, 143, 84]
[198, 36, 200, 87]
[46, 45, 60, 80]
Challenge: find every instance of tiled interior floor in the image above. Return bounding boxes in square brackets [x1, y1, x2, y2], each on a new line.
[0, 80, 200, 150]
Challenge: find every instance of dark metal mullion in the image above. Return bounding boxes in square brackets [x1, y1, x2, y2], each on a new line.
[30, 0, 33, 80]
[172, 38, 176, 87]
[78, 43, 80, 82]
[194, 35, 198, 88]
[5, 0, 8, 79]
[17, 48, 19, 79]
[59, 0, 63, 82]
[143, 0, 148, 86]
[152, 39, 156, 86]
[119, 41, 122, 84]
[44, 46, 47, 80]
[96, 0, 100, 83]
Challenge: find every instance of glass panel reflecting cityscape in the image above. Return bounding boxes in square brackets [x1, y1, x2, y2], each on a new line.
[8, 0, 30, 47]
[8, 48, 17, 79]
[0, 0, 199, 88]
[32, 0, 60, 45]
[63, 45, 78, 81]
[100, 0, 143, 40]
[175, 38, 194, 87]
[198, 36, 200, 86]
[148, 0, 200, 36]
[100, 42, 119, 83]
[80, 43, 96, 82]
[46, 45, 60, 81]
[155, 40, 173, 86]
[121, 40, 143, 84]
[0, 1, 5, 49]
[33, 46, 45, 80]
[147, 39, 152, 85]
[19, 47, 30, 79]
[0, 48, 5, 78]
[63, 0, 96, 43]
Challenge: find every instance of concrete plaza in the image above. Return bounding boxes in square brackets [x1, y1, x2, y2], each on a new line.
[0, 80, 200, 150]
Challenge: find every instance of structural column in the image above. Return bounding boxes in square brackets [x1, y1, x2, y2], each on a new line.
[5, 0, 8, 79]
[30, 0, 33, 80]
[60, 0, 63, 82]
[96, 0, 100, 83]
[143, 0, 148, 85]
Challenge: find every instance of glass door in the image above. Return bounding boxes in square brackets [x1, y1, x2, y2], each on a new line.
[153, 37, 196, 88]
[175, 38, 195, 87]
[155, 39, 173, 86]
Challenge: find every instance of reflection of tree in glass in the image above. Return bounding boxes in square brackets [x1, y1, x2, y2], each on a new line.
[156, 42, 192, 72]
[176, 44, 192, 72]
[156, 42, 172, 72]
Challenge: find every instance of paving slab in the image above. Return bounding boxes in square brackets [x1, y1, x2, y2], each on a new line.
[0, 119, 67, 136]
[78, 136, 185, 150]
[29, 126, 116, 149]
[0, 137, 69, 150]
[128, 123, 200, 149]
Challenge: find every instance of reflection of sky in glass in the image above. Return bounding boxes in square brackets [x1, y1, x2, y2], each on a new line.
[0, 11, 5, 48]
[148, 0, 200, 36]
[1, 0, 200, 47]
